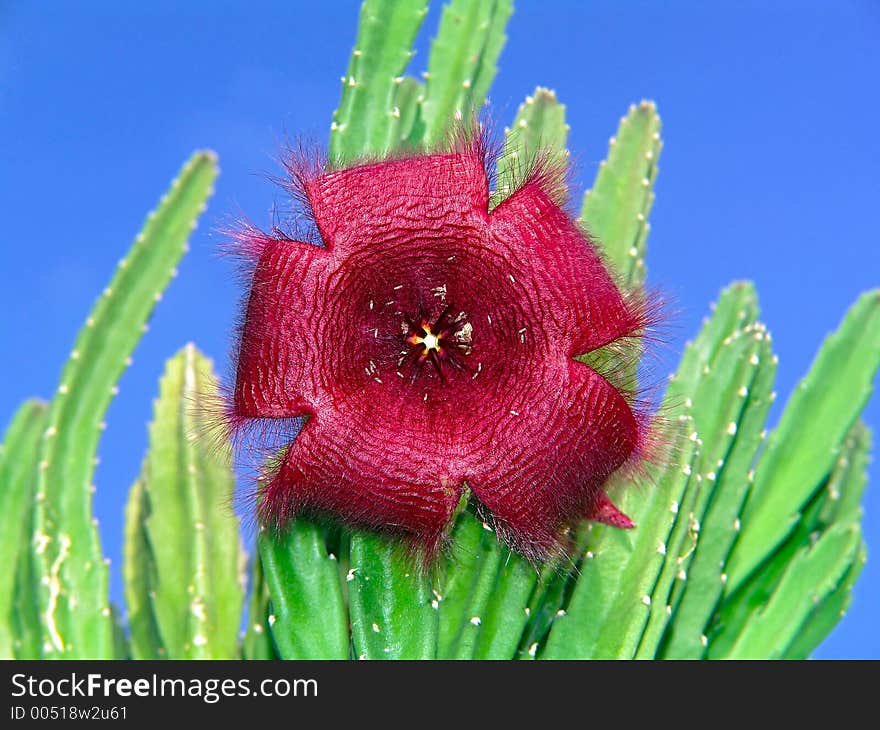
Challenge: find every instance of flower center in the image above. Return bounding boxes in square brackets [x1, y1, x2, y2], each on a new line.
[411, 325, 441, 354]
[393, 303, 474, 383]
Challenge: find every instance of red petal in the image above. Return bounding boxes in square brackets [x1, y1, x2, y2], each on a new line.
[489, 181, 646, 357]
[466, 359, 640, 558]
[233, 238, 331, 419]
[260, 413, 462, 552]
[305, 152, 489, 254]
[585, 491, 635, 528]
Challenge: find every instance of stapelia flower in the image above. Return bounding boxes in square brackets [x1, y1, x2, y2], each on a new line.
[230, 133, 653, 561]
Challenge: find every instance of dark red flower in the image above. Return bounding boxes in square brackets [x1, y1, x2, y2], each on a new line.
[230, 133, 654, 560]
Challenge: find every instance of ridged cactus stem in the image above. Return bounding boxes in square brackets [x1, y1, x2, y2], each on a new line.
[348, 535, 437, 659]
[33, 152, 217, 659]
[330, 0, 429, 160]
[0, 400, 48, 658]
[542, 420, 699, 659]
[581, 101, 661, 289]
[242, 549, 277, 660]
[495, 86, 569, 203]
[661, 332, 777, 658]
[259, 519, 349, 660]
[726, 290, 880, 591]
[419, 0, 513, 146]
[123, 477, 163, 659]
[133, 344, 244, 659]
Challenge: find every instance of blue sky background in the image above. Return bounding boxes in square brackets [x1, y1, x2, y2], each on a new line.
[2, 1, 878, 658]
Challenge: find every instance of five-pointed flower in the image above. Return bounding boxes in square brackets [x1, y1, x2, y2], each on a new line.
[230, 137, 652, 560]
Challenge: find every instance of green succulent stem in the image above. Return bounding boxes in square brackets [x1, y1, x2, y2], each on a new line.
[581, 101, 661, 289]
[726, 290, 880, 593]
[32, 152, 216, 659]
[259, 519, 349, 660]
[124, 344, 244, 660]
[331, 0, 429, 161]
[419, 0, 513, 146]
[0, 400, 48, 659]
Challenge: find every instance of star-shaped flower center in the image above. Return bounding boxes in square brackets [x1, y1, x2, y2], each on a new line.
[414, 318, 444, 355]
[403, 305, 471, 380]
[414, 327, 440, 353]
